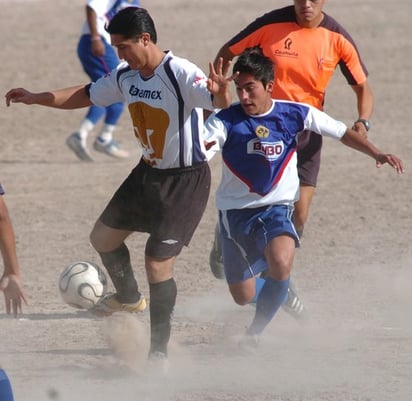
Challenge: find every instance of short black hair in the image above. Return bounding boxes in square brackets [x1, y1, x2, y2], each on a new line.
[107, 7, 157, 43]
[233, 47, 274, 86]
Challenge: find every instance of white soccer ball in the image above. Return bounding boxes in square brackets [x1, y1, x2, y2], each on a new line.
[59, 261, 108, 310]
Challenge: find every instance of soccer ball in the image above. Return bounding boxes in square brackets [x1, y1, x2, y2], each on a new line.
[59, 261, 108, 310]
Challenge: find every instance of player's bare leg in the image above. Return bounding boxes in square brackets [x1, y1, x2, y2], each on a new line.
[293, 184, 315, 237]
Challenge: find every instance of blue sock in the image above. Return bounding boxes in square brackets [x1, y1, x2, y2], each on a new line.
[250, 277, 266, 304]
[248, 276, 290, 335]
[0, 369, 14, 401]
[250, 276, 290, 305]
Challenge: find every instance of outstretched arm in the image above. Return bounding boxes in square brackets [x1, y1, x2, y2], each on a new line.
[0, 196, 27, 316]
[340, 128, 404, 174]
[351, 80, 374, 138]
[5, 85, 92, 109]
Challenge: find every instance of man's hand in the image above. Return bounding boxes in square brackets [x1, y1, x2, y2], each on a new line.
[375, 153, 404, 174]
[0, 274, 28, 316]
[207, 57, 238, 109]
[5, 88, 35, 106]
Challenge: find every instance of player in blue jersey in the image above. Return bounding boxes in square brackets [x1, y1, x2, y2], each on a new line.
[66, 0, 140, 161]
[204, 47, 403, 346]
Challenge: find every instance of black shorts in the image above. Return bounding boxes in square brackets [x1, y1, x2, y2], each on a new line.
[99, 158, 211, 258]
[296, 130, 323, 187]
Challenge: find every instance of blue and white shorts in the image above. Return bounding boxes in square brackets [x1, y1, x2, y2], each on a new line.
[219, 204, 299, 284]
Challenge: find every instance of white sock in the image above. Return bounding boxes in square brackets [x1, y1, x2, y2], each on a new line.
[97, 124, 116, 143]
[77, 119, 95, 145]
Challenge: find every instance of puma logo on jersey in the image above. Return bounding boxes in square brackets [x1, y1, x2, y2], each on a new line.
[129, 85, 162, 100]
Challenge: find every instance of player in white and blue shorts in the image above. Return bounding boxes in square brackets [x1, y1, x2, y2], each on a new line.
[220, 205, 298, 285]
[204, 47, 403, 344]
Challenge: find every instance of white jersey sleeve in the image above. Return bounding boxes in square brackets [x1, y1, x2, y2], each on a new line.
[302, 103, 348, 139]
[170, 56, 215, 111]
[88, 62, 127, 106]
[203, 112, 227, 161]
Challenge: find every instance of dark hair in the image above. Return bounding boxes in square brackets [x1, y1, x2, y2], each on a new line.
[233, 46, 274, 86]
[107, 7, 157, 43]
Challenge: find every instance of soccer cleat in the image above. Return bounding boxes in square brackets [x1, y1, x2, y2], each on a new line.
[281, 281, 309, 322]
[209, 223, 225, 279]
[147, 351, 169, 375]
[90, 293, 146, 316]
[66, 132, 93, 162]
[238, 333, 260, 353]
[93, 138, 129, 159]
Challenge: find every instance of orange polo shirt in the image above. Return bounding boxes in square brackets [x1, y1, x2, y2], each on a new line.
[228, 6, 368, 110]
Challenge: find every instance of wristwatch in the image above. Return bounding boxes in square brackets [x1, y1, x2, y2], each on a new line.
[355, 119, 371, 131]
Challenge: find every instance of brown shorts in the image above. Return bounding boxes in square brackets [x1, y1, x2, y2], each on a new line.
[99, 158, 211, 258]
[296, 130, 323, 187]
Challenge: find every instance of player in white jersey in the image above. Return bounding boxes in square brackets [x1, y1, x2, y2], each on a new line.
[5, 7, 234, 367]
[66, 0, 140, 161]
[204, 47, 403, 346]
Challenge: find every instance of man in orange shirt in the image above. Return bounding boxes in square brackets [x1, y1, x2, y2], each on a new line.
[209, 0, 373, 319]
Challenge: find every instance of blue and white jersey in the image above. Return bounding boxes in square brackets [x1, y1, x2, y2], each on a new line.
[81, 0, 140, 42]
[205, 99, 347, 210]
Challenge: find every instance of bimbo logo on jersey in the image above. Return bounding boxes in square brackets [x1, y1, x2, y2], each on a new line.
[247, 139, 284, 161]
[129, 85, 162, 100]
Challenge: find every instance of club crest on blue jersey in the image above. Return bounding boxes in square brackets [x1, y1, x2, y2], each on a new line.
[255, 125, 269, 138]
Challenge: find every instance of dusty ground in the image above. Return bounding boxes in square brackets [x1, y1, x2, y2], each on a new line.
[1, 0, 411, 400]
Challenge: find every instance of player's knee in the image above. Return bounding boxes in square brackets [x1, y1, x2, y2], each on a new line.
[89, 228, 99, 251]
[267, 257, 293, 281]
[89, 223, 109, 252]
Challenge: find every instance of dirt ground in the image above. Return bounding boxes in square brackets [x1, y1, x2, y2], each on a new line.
[1, 0, 411, 400]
